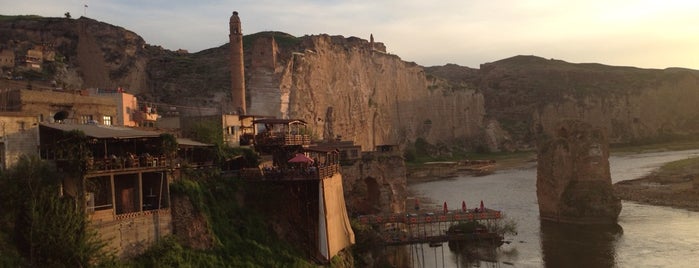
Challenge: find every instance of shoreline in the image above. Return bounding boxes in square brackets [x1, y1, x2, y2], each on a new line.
[406, 148, 699, 212]
[613, 155, 699, 212]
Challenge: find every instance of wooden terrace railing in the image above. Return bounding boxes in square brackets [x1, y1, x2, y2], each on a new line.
[240, 164, 341, 181]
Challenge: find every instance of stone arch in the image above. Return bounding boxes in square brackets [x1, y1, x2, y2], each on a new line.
[364, 177, 381, 213]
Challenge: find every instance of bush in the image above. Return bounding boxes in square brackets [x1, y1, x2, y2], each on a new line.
[0, 156, 110, 267]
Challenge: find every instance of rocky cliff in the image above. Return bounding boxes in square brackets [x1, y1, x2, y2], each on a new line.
[0, 16, 150, 91]
[429, 56, 699, 149]
[536, 120, 621, 224]
[271, 35, 486, 151]
[4, 16, 699, 152]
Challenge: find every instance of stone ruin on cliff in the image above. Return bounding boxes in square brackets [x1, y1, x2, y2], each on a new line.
[536, 120, 621, 224]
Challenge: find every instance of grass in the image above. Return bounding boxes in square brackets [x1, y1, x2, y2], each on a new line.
[610, 137, 699, 154]
[653, 156, 699, 178]
[405, 149, 535, 169]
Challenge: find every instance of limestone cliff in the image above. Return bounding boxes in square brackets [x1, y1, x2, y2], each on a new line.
[536, 120, 621, 224]
[429, 56, 699, 149]
[5, 16, 699, 152]
[250, 34, 486, 151]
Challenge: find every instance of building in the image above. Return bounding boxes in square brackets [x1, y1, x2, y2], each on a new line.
[0, 49, 15, 69]
[239, 118, 354, 262]
[0, 89, 117, 125]
[179, 114, 254, 147]
[0, 112, 39, 170]
[25, 47, 42, 70]
[89, 88, 159, 127]
[39, 123, 174, 257]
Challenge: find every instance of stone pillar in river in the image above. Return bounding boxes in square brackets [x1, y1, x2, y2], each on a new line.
[536, 120, 621, 224]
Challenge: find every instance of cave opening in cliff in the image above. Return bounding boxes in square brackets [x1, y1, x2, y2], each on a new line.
[364, 177, 381, 213]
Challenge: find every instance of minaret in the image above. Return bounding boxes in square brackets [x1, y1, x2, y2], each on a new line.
[229, 11, 246, 114]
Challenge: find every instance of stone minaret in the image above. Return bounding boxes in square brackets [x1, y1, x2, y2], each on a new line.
[229, 11, 246, 114]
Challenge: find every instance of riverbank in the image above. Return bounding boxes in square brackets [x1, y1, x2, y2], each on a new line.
[406, 151, 536, 184]
[614, 156, 699, 212]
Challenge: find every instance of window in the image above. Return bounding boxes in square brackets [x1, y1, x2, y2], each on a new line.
[227, 126, 236, 135]
[103, 115, 112, 126]
[86, 176, 112, 212]
[80, 115, 93, 124]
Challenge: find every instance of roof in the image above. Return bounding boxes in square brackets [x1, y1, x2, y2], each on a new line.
[305, 147, 340, 153]
[40, 123, 161, 139]
[177, 138, 213, 147]
[252, 118, 307, 125]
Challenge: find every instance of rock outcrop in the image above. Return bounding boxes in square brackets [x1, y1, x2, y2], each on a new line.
[341, 151, 407, 215]
[536, 120, 621, 224]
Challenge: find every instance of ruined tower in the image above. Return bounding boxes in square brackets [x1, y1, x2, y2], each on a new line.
[536, 120, 621, 224]
[229, 11, 246, 114]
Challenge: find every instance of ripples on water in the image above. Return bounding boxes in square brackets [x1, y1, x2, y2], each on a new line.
[409, 149, 699, 267]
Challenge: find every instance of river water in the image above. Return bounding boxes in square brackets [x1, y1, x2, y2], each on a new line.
[409, 149, 699, 267]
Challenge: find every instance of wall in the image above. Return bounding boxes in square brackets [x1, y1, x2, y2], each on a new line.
[0, 112, 39, 169]
[91, 209, 172, 258]
[16, 89, 116, 124]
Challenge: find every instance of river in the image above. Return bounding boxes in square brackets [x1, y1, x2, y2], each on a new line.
[409, 149, 699, 267]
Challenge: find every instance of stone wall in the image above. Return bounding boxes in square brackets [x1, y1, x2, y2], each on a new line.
[92, 209, 172, 258]
[17, 89, 117, 124]
[0, 113, 39, 169]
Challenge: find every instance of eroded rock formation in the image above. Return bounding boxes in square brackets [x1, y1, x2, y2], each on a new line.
[536, 120, 621, 224]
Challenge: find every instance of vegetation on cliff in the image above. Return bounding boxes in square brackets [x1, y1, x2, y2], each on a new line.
[129, 169, 313, 267]
[0, 156, 111, 267]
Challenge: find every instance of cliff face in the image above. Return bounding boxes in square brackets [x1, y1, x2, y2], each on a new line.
[0, 16, 149, 91]
[259, 35, 486, 151]
[5, 16, 699, 151]
[437, 56, 699, 148]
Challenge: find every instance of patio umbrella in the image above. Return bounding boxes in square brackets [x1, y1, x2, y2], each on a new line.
[288, 153, 314, 164]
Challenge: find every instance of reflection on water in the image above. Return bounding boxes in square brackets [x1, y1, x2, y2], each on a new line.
[409, 149, 699, 267]
[540, 221, 622, 268]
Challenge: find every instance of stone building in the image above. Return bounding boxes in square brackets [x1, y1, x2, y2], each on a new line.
[0, 112, 39, 170]
[180, 114, 253, 147]
[0, 49, 14, 69]
[0, 89, 117, 125]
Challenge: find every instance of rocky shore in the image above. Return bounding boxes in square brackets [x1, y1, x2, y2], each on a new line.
[613, 157, 699, 212]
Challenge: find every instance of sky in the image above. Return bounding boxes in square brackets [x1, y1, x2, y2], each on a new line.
[5, 0, 699, 69]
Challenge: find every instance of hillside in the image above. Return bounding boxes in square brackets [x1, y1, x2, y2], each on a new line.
[3, 15, 699, 151]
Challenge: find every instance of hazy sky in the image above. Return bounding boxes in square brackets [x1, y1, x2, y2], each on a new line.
[5, 0, 699, 69]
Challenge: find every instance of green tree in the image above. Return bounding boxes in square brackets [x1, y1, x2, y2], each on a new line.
[1, 156, 110, 267]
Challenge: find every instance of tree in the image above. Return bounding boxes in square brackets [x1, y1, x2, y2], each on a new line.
[0, 156, 111, 266]
[64, 12, 71, 19]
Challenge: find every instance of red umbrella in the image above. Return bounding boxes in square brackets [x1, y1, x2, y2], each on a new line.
[462, 201, 467, 212]
[288, 153, 314, 164]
